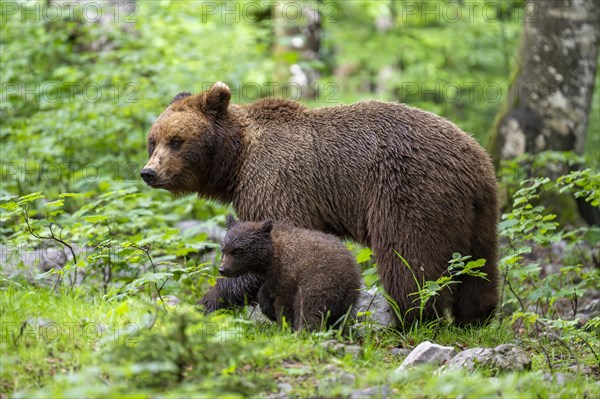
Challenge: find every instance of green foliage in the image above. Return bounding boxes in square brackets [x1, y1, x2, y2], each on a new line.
[1, 0, 599, 396]
[497, 164, 599, 368]
[558, 169, 600, 207]
[391, 252, 488, 329]
[1, 188, 217, 300]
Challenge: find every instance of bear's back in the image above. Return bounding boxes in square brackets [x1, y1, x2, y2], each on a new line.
[269, 223, 361, 287]
[234, 98, 496, 242]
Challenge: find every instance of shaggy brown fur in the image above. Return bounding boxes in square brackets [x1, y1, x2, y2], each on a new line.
[141, 82, 500, 326]
[219, 215, 361, 330]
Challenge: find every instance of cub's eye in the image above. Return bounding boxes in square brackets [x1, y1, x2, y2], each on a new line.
[170, 138, 183, 150]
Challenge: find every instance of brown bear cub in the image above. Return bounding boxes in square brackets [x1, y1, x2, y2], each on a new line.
[142, 82, 500, 326]
[219, 215, 361, 331]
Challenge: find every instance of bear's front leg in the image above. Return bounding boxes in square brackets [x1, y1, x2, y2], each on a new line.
[257, 283, 277, 321]
[198, 273, 264, 312]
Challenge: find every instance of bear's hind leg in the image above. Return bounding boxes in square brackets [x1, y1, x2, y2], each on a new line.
[375, 246, 452, 327]
[452, 200, 500, 325]
[292, 286, 328, 331]
[257, 283, 277, 321]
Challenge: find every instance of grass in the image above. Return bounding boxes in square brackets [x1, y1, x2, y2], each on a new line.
[1, 286, 599, 398]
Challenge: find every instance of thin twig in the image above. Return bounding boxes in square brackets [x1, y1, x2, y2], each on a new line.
[132, 244, 166, 305]
[538, 340, 554, 373]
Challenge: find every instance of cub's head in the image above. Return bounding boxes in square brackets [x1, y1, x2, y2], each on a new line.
[219, 215, 274, 278]
[141, 82, 234, 196]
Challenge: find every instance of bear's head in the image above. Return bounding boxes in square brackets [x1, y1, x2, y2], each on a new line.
[141, 82, 238, 197]
[219, 215, 274, 278]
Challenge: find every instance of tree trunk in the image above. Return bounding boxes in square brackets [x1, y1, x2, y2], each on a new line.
[491, 0, 598, 161]
[273, 0, 324, 100]
[489, 0, 599, 225]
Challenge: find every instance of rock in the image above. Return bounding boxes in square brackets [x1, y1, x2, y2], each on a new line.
[543, 372, 573, 384]
[350, 385, 392, 399]
[390, 347, 411, 357]
[319, 366, 356, 388]
[395, 341, 456, 371]
[344, 345, 363, 358]
[550, 240, 568, 256]
[353, 286, 397, 329]
[337, 372, 356, 386]
[577, 297, 600, 326]
[277, 383, 293, 393]
[0, 243, 88, 286]
[0, 243, 86, 273]
[320, 340, 363, 359]
[447, 344, 531, 371]
[246, 305, 273, 322]
[581, 297, 600, 314]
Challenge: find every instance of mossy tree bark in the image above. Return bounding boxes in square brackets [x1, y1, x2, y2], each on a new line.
[273, 0, 324, 99]
[491, 0, 598, 161]
[489, 0, 599, 224]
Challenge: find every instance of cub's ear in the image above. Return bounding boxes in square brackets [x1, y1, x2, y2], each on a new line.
[200, 81, 231, 115]
[169, 91, 192, 105]
[225, 214, 238, 229]
[260, 220, 273, 234]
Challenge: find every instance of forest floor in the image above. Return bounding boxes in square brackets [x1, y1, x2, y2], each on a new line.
[1, 272, 598, 398]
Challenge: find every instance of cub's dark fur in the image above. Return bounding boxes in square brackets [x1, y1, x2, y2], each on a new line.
[219, 215, 361, 330]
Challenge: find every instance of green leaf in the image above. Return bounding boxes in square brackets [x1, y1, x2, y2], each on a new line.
[45, 200, 64, 208]
[18, 192, 45, 204]
[83, 215, 109, 223]
[356, 247, 372, 263]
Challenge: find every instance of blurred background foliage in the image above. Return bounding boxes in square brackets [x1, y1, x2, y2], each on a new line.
[2, 0, 597, 199]
[1, 1, 599, 396]
[1, 0, 598, 292]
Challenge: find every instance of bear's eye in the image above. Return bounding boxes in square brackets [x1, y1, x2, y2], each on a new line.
[170, 138, 183, 150]
[148, 138, 156, 155]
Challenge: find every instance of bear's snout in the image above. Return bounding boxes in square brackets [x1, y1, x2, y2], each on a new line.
[218, 265, 234, 277]
[140, 168, 158, 184]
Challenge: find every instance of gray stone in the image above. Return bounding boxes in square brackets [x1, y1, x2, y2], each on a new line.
[350, 385, 392, 399]
[246, 305, 273, 322]
[353, 286, 397, 329]
[277, 383, 293, 393]
[320, 366, 356, 388]
[345, 345, 363, 358]
[320, 340, 363, 358]
[543, 372, 573, 384]
[581, 298, 600, 314]
[447, 344, 531, 371]
[1, 243, 90, 287]
[390, 347, 411, 357]
[337, 372, 356, 386]
[320, 339, 346, 356]
[0, 243, 87, 273]
[395, 341, 456, 371]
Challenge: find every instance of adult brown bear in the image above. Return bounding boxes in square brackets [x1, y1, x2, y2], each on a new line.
[141, 82, 500, 326]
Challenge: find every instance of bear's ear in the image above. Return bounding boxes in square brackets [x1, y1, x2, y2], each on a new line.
[169, 91, 192, 105]
[225, 214, 238, 229]
[259, 220, 273, 234]
[200, 82, 231, 115]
